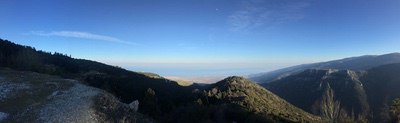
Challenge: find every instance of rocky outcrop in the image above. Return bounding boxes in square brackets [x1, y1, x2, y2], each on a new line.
[0, 112, 8, 121]
[206, 76, 323, 122]
[128, 100, 139, 112]
[0, 68, 153, 123]
[264, 69, 370, 118]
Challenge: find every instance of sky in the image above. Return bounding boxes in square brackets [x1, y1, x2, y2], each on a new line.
[0, 0, 399, 82]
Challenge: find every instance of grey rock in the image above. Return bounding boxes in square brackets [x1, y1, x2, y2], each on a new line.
[0, 112, 8, 121]
[0, 68, 154, 123]
[128, 100, 139, 112]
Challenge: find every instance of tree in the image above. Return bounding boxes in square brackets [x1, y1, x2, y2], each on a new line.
[195, 98, 203, 105]
[390, 98, 400, 123]
[312, 83, 349, 123]
[141, 88, 161, 117]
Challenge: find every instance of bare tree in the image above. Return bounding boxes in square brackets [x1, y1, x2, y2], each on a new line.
[312, 83, 343, 123]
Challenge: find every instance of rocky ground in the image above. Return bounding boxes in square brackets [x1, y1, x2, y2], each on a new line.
[0, 68, 153, 123]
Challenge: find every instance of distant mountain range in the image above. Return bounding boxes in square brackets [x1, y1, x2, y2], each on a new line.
[249, 53, 400, 83]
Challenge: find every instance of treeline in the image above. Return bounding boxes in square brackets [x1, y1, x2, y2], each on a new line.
[0, 39, 329, 122]
[0, 39, 129, 77]
[2, 39, 281, 122]
[0, 39, 203, 121]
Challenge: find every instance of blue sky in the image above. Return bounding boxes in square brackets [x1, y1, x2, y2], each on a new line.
[0, 0, 399, 81]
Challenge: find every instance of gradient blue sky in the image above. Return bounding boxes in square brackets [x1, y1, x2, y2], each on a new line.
[0, 0, 399, 80]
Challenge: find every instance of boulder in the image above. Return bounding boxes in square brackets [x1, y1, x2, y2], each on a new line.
[129, 100, 139, 112]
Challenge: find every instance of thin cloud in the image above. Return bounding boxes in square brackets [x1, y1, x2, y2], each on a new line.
[228, 0, 311, 32]
[30, 31, 139, 46]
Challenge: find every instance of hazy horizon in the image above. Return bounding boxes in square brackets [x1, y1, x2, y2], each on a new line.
[1, 0, 399, 82]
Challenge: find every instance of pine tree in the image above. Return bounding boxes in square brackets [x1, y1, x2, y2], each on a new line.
[390, 98, 400, 123]
[141, 88, 161, 117]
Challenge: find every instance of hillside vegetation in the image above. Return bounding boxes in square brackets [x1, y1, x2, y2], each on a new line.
[0, 39, 200, 121]
[264, 64, 400, 122]
[162, 76, 323, 123]
[0, 68, 153, 123]
[204, 76, 323, 122]
[0, 38, 323, 122]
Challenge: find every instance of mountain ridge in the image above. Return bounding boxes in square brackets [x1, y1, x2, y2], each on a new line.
[263, 63, 400, 122]
[249, 52, 400, 83]
[0, 38, 324, 122]
[199, 76, 323, 122]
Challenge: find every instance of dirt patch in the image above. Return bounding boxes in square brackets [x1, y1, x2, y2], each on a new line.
[0, 68, 154, 123]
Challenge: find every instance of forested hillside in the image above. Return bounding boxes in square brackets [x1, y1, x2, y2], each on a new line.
[0, 39, 323, 122]
[0, 38, 199, 121]
[263, 64, 400, 122]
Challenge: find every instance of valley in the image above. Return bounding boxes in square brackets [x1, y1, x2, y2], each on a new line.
[1, 39, 399, 123]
